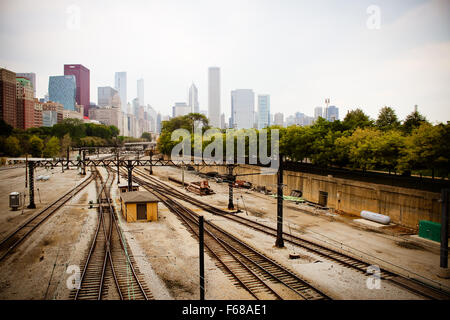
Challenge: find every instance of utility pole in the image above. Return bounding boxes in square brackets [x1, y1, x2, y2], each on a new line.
[81, 150, 86, 175]
[149, 148, 153, 175]
[199, 216, 205, 300]
[182, 165, 185, 188]
[275, 155, 284, 248]
[439, 189, 449, 278]
[27, 161, 36, 209]
[116, 150, 120, 184]
[227, 165, 235, 210]
[25, 154, 28, 188]
[127, 160, 133, 192]
[66, 147, 70, 170]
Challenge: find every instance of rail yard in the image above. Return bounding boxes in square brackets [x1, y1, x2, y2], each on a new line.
[0, 152, 449, 301]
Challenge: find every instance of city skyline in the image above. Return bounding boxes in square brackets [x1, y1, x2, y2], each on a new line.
[1, 0, 449, 123]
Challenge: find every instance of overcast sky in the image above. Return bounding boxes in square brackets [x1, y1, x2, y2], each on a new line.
[1, 0, 449, 123]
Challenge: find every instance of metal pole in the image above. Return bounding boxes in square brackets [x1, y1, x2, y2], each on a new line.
[127, 160, 133, 192]
[182, 165, 185, 188]
[275, 156, 284, 248]
[149, 149, 153, 175]
[66, 147, 70, 169]
[25, 154, 28, 188]
[199, 216, 205, 300]
[117, 151, 120, 184]
[82, 150, 86, 175]
[441, 189, 449, 269]
[27, 161, 36, 209]
[227, 165, 234, 210]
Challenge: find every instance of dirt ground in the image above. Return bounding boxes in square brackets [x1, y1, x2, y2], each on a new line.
[0, 165, 98, 299]
[0, 157, 449, 300]
[142, 163, 450, 299]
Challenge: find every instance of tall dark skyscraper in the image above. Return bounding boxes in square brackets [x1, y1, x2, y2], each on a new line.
[64, 64, 90, 117]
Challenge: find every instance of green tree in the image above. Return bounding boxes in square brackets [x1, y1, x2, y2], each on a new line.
[402, 109, 429, 134]
[0, 119, 13, 136]
[335, 128, 382, 170]
[141, 132, 152, 141]
[60, 133, 72, 157]
[280, 125, 315, 162]
[157, 113, 210, 155]
[376, 106, 400, 131]
[4, 136, 22, 157]
[52, 118, 86, 140]
[398, 123, 448, 177]
[43, 136, 60, 158]
[29, 135, 44, 157]
[372, 130, 405, 173]
[108, 125, 119, 138]
[342, 109, 374, 131]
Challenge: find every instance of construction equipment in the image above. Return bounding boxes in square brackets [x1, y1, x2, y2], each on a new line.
[186, 181, 215, 196]
[234, 180, 252, 189]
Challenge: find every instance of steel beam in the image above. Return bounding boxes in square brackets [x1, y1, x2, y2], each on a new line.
[227, 165, 235, 210]
[275, 156, 284, 248]
[199, 216, 205, 300]
[441, 189, 449, 269]
[127, 160, 133, 192]
[27, 161, 36, 209]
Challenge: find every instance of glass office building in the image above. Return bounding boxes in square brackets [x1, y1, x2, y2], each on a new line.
[257, 94, 270, 129]
[48, 75, 76, 111]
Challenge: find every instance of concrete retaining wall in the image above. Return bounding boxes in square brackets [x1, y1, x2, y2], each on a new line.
[200, 164, 441, 230]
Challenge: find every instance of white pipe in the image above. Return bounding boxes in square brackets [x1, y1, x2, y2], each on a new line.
[361, 210, 390, 225]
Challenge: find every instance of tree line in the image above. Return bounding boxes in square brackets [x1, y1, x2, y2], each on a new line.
[0, 118, 124, 158]
[157, 108, 449, 178]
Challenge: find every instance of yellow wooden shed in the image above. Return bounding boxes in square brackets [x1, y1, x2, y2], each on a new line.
[120, 191, 159, 222]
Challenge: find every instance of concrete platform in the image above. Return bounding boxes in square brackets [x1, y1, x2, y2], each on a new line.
[353, 218, 390, 228]
[409, 234, 441, 247]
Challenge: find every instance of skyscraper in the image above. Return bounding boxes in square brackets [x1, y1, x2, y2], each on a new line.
[156, 113, 162, 133]
[64, 64, 90, 117]
[16, 77, 35, 129]
[132, 98, 140, 117]
[16, 73, 36, 96]
[98, 86, 121, 108]
[314, 107, 323, 119]
[208, 67, 221, 127]
[115, 72, 127, 113]
[189, 83, 199, 113]
[257, 94, 270, 129]
[220, 113, 226, 129]
[48, 75, 76, 111]
[137, 78, 144, 106]
[0, 68, 17, 128]
[172, 102, 190, 117]
[274, 112, 284, 126]
[231, 89, 254, 129]
[325, 105, 339, 121]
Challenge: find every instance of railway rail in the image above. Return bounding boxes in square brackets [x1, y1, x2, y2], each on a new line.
[72, 167, 152, 300]
[132, 168, 450, 300]
[0, 172, 96, 262]
[120, 168, 331, 300]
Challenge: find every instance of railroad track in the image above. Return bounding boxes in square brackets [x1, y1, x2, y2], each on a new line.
[72, 167, 152, 300]
[120, 168, 330, 300]
[0, 172, 96, 262]
[132, 168, 450, 300]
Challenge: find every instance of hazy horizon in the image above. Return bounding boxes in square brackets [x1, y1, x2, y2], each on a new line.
[1, 0, 449, 123]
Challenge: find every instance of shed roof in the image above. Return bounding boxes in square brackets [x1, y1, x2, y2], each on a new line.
[121, 191, 159, 203]
[118, 182, 139, 188]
